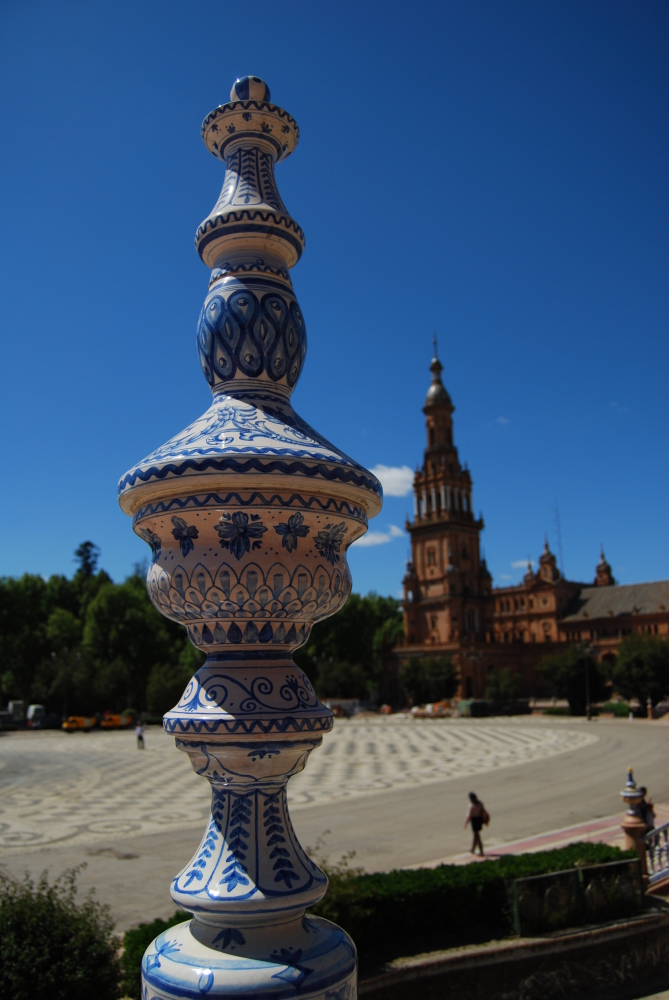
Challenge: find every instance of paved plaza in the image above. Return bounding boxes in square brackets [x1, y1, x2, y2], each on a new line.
[1, 715, 668, 931]
[0, 715, 597, 851]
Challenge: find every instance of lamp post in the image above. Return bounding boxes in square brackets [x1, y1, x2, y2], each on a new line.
[118, 76, 381, 1000]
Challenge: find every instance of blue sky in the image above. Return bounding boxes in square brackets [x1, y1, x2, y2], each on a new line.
[1, 0, 667, 596]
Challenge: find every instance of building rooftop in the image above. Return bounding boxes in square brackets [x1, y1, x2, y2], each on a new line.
[561, 581, 669, 622]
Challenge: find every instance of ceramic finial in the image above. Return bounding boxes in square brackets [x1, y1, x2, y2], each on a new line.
[230, 75, 271, 103]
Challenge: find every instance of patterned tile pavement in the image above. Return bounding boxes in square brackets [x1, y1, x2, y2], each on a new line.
[0, 716, 598, 851]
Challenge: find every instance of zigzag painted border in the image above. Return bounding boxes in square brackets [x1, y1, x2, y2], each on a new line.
[133, 491, 368, 524]
[195, 208, 305, 244]
[202, 100, 299, 138]
[163, 715, 334, 736]
[119, 457, 382, 497]
[135, 445, 354, 463]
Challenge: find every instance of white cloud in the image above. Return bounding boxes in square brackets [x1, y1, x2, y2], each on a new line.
[497, 416, 510, 426]
[371, 464, 414, 497]
[512, 559, 536, 569]
[352, 524, 405, 548]
[500, 574, 512, 580]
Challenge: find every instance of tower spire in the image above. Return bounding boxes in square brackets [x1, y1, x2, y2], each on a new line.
[425, 335, 451, 408]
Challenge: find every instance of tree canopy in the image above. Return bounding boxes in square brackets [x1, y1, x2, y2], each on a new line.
[485, 667, 521, 702]
[538, 645, 607, 715]
[399, 655, 459, 706]
[606, 633, 669, 706]
[0, 546, 201, 717]
[0, 546, 403, 715]
[293, 592, 403, 700]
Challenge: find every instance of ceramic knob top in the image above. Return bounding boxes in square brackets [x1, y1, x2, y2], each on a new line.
[230, 76, 271, 103]
[197, 79, 303, 270]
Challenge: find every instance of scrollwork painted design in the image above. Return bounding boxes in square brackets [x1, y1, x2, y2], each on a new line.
[175, 668, 319, 716]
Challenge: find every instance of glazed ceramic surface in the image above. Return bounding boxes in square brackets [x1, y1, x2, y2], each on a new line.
[118, 76, 381, 1000]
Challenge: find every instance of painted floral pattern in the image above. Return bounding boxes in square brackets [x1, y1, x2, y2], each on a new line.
[314, 521, 347, 565]
[274, 512, 310, 552]
[216, 512, 267, 560]
[171, 516, 199, 556]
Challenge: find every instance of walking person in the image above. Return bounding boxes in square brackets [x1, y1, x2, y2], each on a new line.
[135, 722, 145, 749]
[464, 791, 489, 856]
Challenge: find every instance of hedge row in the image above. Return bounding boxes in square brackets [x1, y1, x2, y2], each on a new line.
[121, 843, 633, 994]
[309, 842, 634, 966]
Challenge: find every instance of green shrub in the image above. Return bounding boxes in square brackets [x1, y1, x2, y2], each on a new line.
[310, 843, 633, 968]
[0, 868, 121, 1000]
[123, 844, 635, 984]
[121, 911, 186, 999]
[544, 706, 570, 715]
[600, 701, 635, 717]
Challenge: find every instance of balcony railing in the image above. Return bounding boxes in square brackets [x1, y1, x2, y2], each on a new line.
[644, 820, 669, 884]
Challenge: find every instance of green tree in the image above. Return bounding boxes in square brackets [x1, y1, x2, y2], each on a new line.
[46, 608, 83, 651]
[36, 609, 88, 717]
[607, 633, 669, 706]
[74, 541, 100, 578]
[0, 544, 206, 716]
[400, 655, 458, 706]
[146, 643, 204, 716]
[83, 573, 185, 711]
[538, 645, 606, 715]
[0, 573, 55, 703]
[294, 593, 403, 699]
[313, 659, 370, 700]
[485, 667, 521, 701]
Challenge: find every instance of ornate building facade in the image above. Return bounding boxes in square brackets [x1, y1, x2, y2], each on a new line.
[396, 348, 669, 700]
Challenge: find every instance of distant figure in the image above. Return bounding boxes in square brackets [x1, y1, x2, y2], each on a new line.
[464, 792, 489, 856]
[637, 786, 656, 832]
[136, 723, 145, 750]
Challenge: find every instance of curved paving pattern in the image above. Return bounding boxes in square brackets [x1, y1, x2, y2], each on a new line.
[0, 717, 597, 850]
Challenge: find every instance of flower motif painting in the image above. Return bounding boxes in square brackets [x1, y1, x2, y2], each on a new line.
[171, 516, 199, 556]
[216, 511, 267, 560]
[314, 521, 348, 565]
[274, 512, 310, 552]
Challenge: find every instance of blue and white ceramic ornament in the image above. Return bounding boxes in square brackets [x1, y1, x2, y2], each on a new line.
[119, 75, 382, 1000]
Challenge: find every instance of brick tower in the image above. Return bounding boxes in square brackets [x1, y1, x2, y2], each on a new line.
[402, 341, 491, 648]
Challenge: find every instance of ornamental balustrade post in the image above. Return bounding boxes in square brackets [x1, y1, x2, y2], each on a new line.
[619, 767, 648, 881]
[118, 75, 382, 1000]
